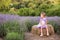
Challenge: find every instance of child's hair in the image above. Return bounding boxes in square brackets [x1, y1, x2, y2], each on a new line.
[41, 12, 46, 17]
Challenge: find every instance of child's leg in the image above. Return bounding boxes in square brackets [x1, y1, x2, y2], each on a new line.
[46, 26, 49, 36]
[40, 27, 43, 36]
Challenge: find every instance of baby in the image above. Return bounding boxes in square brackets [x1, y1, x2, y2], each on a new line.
[37, 12, 49, 36]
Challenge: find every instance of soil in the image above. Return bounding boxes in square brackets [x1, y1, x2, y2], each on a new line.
[25, 32, 60, 40]
[0, 38, 3, 40]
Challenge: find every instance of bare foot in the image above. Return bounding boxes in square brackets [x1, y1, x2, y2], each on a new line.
[47, 33, 49, 36]
[40, 34, 43, 36]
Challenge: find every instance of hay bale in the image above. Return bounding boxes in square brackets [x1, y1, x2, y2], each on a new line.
[31, 24, 54, 36]
[31, 25, 38, 34]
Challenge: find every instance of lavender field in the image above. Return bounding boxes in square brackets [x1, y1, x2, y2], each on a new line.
[1, 14, 60, 32]
[1, 14, 60, 24]
[0, 14, 60, 40]
[1, 0, 60, 40]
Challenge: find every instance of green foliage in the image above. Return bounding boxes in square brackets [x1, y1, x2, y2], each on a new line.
[18, 8, 29, 16]
[28, 2, 36, 8]
[0, 0, 60, 16]
[17, 8, 40, 16]
[25, 19, 38, 32]
[5, 32, 24, 40]
[0, 0, 12, 12]
[46, 5, 60, 16]
[3, 20, 24, 40]
[8, 8, 17, 15]
[4, 20, 20, 33]
[48, 21, 60, 34]
[0, 23, 7, 38]
[0, 0, 11, 8]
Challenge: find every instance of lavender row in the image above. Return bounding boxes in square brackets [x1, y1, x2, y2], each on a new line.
[0, 14, 60, 24]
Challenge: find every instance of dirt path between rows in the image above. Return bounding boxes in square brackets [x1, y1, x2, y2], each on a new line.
[0, 38, 3, 40]
[25, 32, 60, 40]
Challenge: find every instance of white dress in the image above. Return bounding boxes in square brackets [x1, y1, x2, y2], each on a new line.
[37, 18, 47, 28]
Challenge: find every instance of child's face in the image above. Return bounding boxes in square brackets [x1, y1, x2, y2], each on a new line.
[40, 13, 45, 18]
[41, 14, 43, 18]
